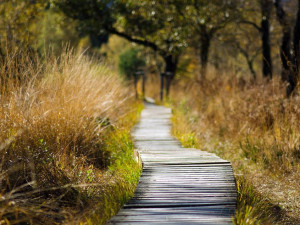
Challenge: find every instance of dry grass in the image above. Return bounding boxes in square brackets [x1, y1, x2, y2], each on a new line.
[169, 69, 300, 224]
[0, 49, 141, 224]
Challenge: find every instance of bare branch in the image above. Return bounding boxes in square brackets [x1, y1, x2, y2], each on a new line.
[105, 26, 160, 53]
[240, 20, 262, 32]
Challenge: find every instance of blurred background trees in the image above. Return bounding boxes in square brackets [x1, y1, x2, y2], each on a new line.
[0, 0, 299, 97]
[0, 0, 47, 57]
[119, 47, 145, 98]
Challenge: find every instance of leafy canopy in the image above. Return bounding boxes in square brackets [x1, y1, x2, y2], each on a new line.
[56, 0, 188, 58]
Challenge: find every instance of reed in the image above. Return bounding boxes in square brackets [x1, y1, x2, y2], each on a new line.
[0, 49, 141, 224]
[169, 68, 300, 223]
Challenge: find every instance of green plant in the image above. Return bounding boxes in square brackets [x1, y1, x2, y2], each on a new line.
[119, 48, 145, 80]
[234, 177, 281, 225]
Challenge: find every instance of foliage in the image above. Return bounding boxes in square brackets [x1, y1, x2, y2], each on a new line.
[0, 0, 48, 52]
[56, 0, 300, 97]
[119, 48, 145, 79]
[0, 1, 88, 57]
[55, 0, 188, 77]
[35, 7, 81, 56]
[100, 35, 132, 68]
[174, 0, 240, 67]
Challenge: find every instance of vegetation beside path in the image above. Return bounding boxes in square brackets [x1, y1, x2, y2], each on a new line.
[169, 73, 300, 225]
[0, 50, 142, 224]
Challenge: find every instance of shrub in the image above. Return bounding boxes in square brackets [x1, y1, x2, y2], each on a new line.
[118, 48, 145, 80]
[0, 49, 139, 224]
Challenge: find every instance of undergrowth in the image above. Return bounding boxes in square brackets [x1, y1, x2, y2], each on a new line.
[169, 71, 300, 224]
[172, 101, 288, 225]
[0, 50, 142, 224]
[234, 176, 281, 225]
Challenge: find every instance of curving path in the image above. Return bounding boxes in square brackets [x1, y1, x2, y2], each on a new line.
[108, 103, 237, 225]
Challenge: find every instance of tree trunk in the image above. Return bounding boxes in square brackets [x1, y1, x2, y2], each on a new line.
[287, 0, 300, 96]
[0, 46, 4, 62]
[281, 30, 293, 81]
[261, 0, 273, 78]
[160, 72, 164, 101]
[274, 0, 293, 82]
[247, 59, 257, 80]
[294, 0, 300, 73]
[134, 74, 138, 99]
[235, 43, 257, 80]
[199, 34, 211, 80]
[165, 72, 172, 98]
[163, 54, 178, 98]
[142, 73, 146, 100]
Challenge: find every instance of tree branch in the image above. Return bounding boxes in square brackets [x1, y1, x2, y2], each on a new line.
[240, 20, 262, 32]
[106, 26, 160, 53]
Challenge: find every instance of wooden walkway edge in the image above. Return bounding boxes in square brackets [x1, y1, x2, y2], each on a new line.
[108, 103, 237, 225]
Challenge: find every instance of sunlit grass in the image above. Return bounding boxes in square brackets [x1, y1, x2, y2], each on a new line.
[170, 69, 300, 224]
[0, 49, 142, 224]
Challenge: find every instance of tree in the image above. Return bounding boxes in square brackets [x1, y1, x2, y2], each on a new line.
[173, 0, 239, 79]
[274, 0, 293, 82]
[119, 48, 145, 98]
[36, 5, 81, 56]
[0, 0, 48, 54]
[274, 0, 300, 96]
[287, 0, 300, 96]
[240, 0, 273, 79]
[294, 0, 300, 75]
[56, 0, 187, 98]
[119, 48, 145, 79]
[261, 0, 273, 78]
[234, 26, 261, 79]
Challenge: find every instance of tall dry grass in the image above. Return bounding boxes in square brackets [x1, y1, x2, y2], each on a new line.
[169, 70, 300, 223]
[0, 50, 138, 224]
[172, 74, 300, 174]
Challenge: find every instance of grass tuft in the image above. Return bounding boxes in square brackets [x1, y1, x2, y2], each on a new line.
[170, 70, 300, 223]
[0, 49, 142, 224]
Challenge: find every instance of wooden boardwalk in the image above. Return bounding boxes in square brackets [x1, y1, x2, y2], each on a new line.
[108, 103, 237, 225]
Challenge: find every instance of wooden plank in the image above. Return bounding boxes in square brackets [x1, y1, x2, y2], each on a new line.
[116, 205, 236, 215]
[108, 103, 237, 225]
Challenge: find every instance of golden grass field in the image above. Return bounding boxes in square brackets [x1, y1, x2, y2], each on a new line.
[1, 47, 300, 224]
[166, 69, 300, 224]
[0, 50, 142, 224]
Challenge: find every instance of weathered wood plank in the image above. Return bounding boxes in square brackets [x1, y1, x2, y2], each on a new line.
[108, 103, 237, 224]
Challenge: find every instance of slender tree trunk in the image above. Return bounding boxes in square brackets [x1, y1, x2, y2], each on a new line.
[294, 0, 300, 73]
[247, 59, 257, 80]
[134, 74, 138, 99]
[287, 0, 300, 96]
[160, 72, 164, 101]
[165, 73, 172, 98]
[0, 46, 4, 62]
[281, 30, 293, 81]
[142, 73, 146, 100]
[235, 43, 257, 80]
[199, 33, 211, 80]
[163, 54, 178, 98]
[274, 0, 293, 82]
[261, 0, 273, 78]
